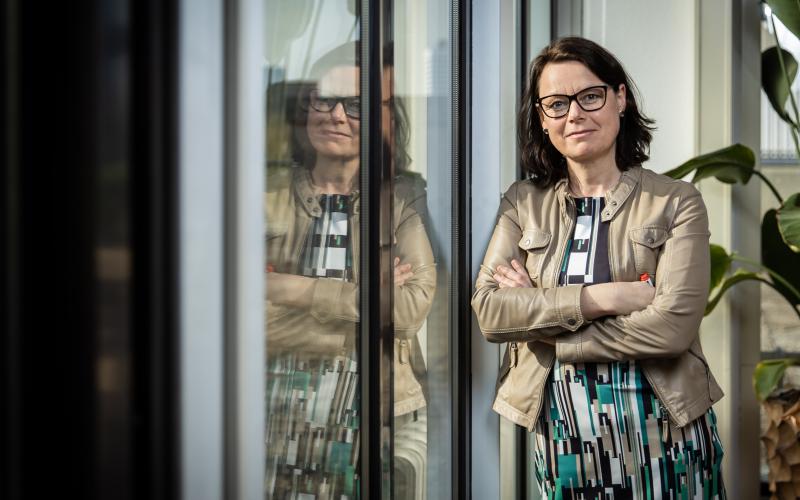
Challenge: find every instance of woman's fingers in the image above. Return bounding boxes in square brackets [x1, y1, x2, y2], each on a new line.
[510, 259, 533, 287]
[493, 272, 515, 288]
[393, 260, 414, 286]
[494, 261, 533, 288]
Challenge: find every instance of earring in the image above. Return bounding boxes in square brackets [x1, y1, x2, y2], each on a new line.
[619, 111, 625, 118]
[543, 129, 549, 135]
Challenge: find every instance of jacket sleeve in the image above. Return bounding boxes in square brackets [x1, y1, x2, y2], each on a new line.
[471, 182, 586, 343]
[392, 181, 437, 338]
[555, 186, 711, 362]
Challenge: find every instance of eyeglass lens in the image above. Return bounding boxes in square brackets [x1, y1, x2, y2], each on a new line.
[310, 91, 361, 119]
[538, 86, 607, 118]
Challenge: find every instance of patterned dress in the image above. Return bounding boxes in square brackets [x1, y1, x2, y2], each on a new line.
[533, 197, 726, 499]
[265, 193, 360, 500]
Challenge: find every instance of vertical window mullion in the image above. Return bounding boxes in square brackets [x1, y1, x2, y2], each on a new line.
[359, 0, 394, 498]
[452, 0, 471, 496]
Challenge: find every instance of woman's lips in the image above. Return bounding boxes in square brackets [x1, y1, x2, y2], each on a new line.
[567, 129, 595, 138]
[319, 129, 351, 138]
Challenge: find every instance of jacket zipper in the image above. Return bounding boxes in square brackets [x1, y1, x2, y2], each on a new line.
[659, 400, 671, 443]
[641, 364, 678, 429]
[530, 352, 556, 426]
[607, 205, 617, 283]
[510, 342, 518, 367]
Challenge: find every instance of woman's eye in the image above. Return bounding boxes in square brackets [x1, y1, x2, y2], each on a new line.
[580, 93, 601, 103]
[547, 100, 567, 110]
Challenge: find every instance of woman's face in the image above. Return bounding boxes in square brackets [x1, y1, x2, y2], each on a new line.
[536, 61, 626, 166]
[307, 65, 361, 160]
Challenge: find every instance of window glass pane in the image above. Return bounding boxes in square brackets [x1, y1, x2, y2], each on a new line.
[391, 0, 453, 498]
[263, 3, 362, 498]
[263, 1, 459, 498]
[761, 10, 800, 161]
[759, 6, 800, 487]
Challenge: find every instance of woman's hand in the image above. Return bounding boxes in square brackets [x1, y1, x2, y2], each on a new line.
[394, 257, 413, 287]
[493, 260, 557, 346]
[493, 259, 533, 288]
[580, 281, 656, 320]
[613, 281, 657, 315]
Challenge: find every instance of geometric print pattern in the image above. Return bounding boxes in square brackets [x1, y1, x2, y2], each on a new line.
[559, 197, 611, 286]
[534, 361, 726, 499]
[537, 196, 726, 499]
[301, 194, 353, 280]
[265, 353, 360, 499]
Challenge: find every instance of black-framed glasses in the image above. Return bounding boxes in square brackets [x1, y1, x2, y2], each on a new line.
[535, 85, 610, 118]
[309, 90, 361, 119]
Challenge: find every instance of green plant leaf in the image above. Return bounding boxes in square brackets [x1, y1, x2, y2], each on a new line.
[762, 46, 799, 126]
[704, 270, 771, 316]
[777, 193, 800, 252]
[709, 244, 733, 294]
[754, 358, 800, 401]
[767, 0, 800, 43]
[663, 144, 755, 184]
[762, 209, 800, 305]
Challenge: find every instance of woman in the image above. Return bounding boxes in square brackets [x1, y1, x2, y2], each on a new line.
[264, 42, 436, 499]
[471, 37, 726, 498]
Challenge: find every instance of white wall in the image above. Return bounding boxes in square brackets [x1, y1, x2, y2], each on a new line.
[583, 0, 698, 173]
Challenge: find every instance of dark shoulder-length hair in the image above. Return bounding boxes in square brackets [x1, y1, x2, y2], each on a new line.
[290, 41, 412, 172]
[518, 37, 655, 188]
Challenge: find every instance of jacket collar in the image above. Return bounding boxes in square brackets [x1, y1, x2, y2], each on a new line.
[292, 166, 361, 217]
[554, 166, 641, 222]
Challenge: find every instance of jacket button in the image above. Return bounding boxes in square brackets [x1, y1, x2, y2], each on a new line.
[647, 237, 655, 244]
[611, 200, 618, 206]
[306, 197, 313, 203]
[524, 239, 531, 246]
[567, 318, 577, 326]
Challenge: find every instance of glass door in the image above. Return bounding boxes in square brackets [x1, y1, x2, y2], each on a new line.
[262, 1, 464, 498]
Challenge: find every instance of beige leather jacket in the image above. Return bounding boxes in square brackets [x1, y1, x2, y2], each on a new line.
[471, 166, 723, 431]
[265, 166, 436, 415]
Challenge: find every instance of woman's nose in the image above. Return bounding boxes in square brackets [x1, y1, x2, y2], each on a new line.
[567, 99, 585, 120]
[329, 101, 348, 121]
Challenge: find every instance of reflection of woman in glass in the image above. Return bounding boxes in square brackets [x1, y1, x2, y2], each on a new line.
[472, 38, 725, 498]
[264, 42, 435, 499]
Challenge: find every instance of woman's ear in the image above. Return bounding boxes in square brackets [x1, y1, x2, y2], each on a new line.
[616, 83, 627, 113]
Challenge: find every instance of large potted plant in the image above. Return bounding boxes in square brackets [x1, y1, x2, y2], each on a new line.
[664, 1, 800, 496]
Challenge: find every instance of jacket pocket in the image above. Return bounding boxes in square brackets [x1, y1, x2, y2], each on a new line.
[629, 226, 668, 278]
[518, 228, 551, 284]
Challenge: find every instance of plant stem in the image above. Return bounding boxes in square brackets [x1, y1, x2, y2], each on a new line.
[764, 280, 800, 321]
[752, 169, 785, 204]
[707, 273, 800, 320]
[770, 13, 800, 160]
[732, 254, 800, 302]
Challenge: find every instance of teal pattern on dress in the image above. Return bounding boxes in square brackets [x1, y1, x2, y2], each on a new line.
[534, 197, 726, 499]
